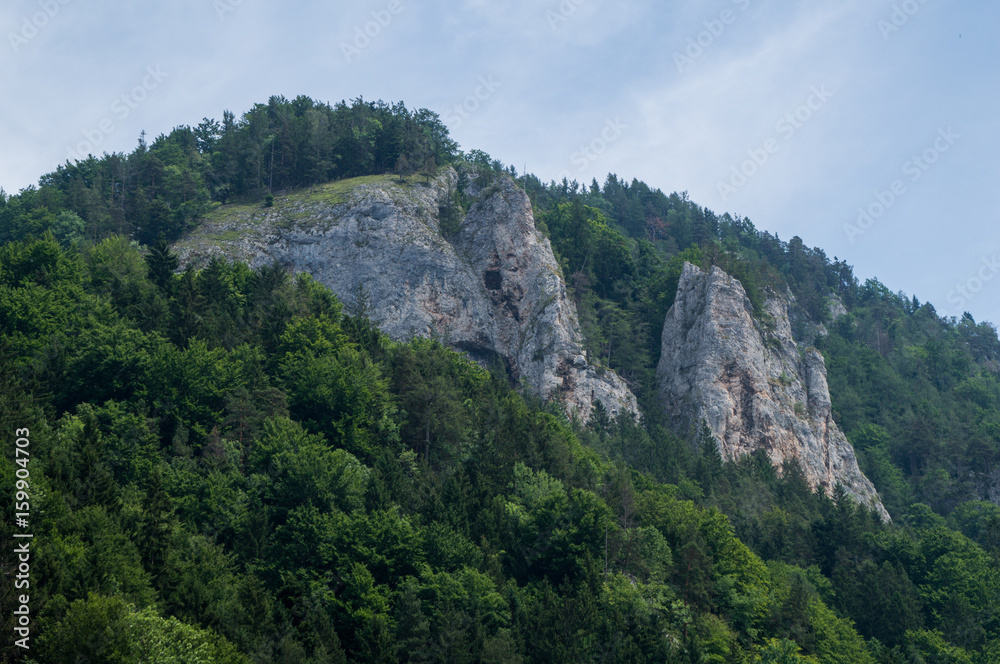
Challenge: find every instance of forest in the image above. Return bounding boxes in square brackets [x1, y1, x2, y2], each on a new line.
[3, 94, 1000, 663]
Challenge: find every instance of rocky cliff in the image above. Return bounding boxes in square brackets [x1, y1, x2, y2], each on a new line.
[174, 169, 637, 420]
[657, 262, 888, 520]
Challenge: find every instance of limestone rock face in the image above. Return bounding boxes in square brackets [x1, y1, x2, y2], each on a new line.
[657, 262, 888, 520]
[174, 170, 637, 420]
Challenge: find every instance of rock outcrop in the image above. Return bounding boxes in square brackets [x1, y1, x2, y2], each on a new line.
[174, 169, 637, 420]
[657, 262, 888, 520]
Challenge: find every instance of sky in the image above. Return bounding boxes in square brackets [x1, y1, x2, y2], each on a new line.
[1, 0, 997, 324]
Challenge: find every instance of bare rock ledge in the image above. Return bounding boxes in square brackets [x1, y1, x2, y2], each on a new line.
[656, 262, 889, 521]
[174, 169, 637, 421]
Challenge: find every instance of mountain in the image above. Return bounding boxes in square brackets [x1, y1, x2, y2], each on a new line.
[6, 94, 1000, 662]
[173, 169, 885, 515]
[173, 168, 637, 421]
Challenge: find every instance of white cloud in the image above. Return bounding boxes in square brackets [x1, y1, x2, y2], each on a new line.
[0, 0, 996, 322]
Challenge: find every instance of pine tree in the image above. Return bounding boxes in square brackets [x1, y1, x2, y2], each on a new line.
[146, 233, 178, 292]
[394, 154, 412, 182]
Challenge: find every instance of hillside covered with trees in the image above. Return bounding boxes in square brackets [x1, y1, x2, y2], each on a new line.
[3, 95, 1000, 663]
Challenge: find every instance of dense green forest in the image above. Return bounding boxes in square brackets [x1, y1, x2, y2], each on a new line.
[0, 96, 455, 247]
[4, 95, 1000, 663]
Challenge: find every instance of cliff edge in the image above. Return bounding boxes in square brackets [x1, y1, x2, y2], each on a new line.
[657, 262, 888, 520]
[174, 169, 637, 421]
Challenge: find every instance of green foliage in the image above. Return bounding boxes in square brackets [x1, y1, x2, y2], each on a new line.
[280, 327, 398, 460]
[0, 234, 832, 662]
[30, 594, 248, 664]
[753, 638, 820, 663]
[904, 629, 975, 664]
[438, 180, 464, 236]
[766, 563, 874, 664]
[4, 96, 458, 246]
[7, 107, 1000, 662]
[536, 201, 682, 404]
[247, 417, 370, 517]
[147, 233, 179, 291]
[391, 338, 486, 467]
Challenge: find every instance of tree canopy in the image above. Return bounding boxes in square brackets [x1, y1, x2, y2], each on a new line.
[4, 97, 1000, 663]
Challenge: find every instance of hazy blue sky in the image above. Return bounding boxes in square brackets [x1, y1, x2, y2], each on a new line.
[2, 0, 997, 323]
